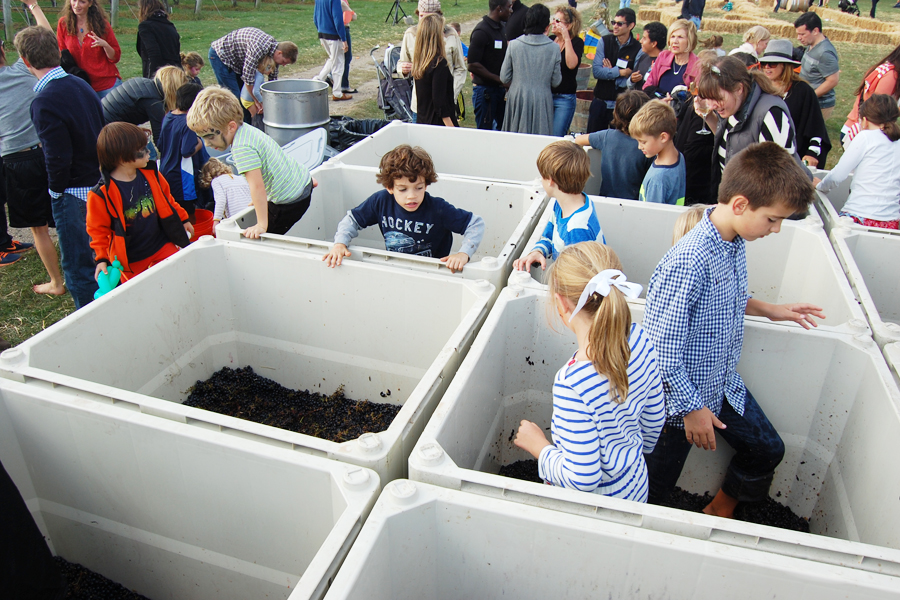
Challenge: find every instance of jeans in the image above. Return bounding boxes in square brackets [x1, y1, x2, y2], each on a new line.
[619, 0, 631, 6]
[472, 84, 506, 131]
[645, 388, 786, 504]
[51, 193, 97, 309]
[208, 47, 242, 99]
[689, 15, 701, 31]
[96, 78, 123, 100]
[341, 29, 352, 90]
[552, 93, 577, 136]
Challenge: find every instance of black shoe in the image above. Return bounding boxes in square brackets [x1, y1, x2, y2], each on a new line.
[325, 74, 334, 87]
[0, 240, 34, 253]
[0, 337, 10, 352]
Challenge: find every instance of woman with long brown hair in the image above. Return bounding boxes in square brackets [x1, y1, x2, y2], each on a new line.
[842, 43, 900, 146]
[412, 14, 457, 127]
[759, 39, 831, 168]
[549, 6, 583, 136]
[136, 0, 181, 78]
[57, 0, 121, 97]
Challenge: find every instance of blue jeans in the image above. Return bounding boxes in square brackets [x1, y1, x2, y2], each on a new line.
[51, 193, 97, 309]
[208, 47, 242, 99]
[689, 15, 701, 30]
[341, 29, 352, 90]
[472, 84, 506, 131]
[96, 78, 122, 100]
[619, 0, 631, 7]
[552, 93, 577, 136]
[645, 388, 786, 504]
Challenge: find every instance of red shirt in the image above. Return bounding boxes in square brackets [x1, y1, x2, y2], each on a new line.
[57, 17, 121, 92]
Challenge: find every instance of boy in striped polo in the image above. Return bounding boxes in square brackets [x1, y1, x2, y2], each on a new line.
[187, 86, 315, 237]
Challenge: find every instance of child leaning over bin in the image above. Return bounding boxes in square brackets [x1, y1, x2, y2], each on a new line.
[322, 144, 484, 273]
[87, 122, 193, 282]
[187, 86, 315, 238]
[513, 140, 604, 273]
[514, 242, 666, 501]
[200, 158, 252, 228]
[643, 142, 825, 517]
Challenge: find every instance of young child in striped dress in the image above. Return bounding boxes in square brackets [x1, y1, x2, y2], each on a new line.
[514, 242, 666, 502]
[200, 158, 252, 228]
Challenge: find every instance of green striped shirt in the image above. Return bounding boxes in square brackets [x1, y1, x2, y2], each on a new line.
[231, 124, 311, 204]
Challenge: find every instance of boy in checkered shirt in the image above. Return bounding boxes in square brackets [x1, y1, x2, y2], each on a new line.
[642, 142, 824, 518]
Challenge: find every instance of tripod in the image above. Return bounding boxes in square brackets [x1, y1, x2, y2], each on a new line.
[384, 0, 407, 25]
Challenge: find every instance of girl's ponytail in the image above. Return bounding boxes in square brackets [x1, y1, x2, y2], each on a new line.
[859, 94, 900, 142]
[546, 242, 635, 404]
[587, 284, 632, 404]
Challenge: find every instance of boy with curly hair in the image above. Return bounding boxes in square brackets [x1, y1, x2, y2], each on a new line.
[322, 144, 484, 273]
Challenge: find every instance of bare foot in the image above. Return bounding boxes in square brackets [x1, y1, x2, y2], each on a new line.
[702, 489, 739, 519]
[33, 282, 66, 296]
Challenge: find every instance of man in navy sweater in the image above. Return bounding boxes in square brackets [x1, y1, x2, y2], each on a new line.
[15, 26, 103, 309]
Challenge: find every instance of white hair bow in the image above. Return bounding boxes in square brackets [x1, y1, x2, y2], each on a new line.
[569, 269, 643, 322]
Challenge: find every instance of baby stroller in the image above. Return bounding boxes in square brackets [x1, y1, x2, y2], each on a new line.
[838, 0, 860, 15]
[370, 45, 414, 122]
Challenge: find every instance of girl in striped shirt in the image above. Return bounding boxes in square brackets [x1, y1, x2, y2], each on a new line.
[514, 242, 666, 502]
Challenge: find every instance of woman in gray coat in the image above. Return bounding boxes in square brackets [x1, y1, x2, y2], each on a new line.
[500, 4, 561, 135]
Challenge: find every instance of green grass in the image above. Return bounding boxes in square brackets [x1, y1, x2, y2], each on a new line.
[0, 250, 75, 346]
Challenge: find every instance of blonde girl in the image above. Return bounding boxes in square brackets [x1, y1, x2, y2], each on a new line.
[155, 65, 191, 113]
[200, 158, 252, 227]
[412, 14, 458, 127]
[514, 242, 666, 502]
[241, 55, 276, 116]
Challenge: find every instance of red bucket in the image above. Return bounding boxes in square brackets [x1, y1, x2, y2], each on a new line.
[190, 208, 215, 242]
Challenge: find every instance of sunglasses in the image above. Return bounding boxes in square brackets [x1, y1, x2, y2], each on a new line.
[612, 20, 628, 26]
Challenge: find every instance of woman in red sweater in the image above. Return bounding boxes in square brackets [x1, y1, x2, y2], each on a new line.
[57, 0, 122, 97]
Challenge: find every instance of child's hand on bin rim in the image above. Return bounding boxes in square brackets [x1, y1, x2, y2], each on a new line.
[322, 243, 351, 268]
[514, 420, 552, 459]
[243, 224, 267, 239]
[441, 252, 469, 273]
[513, 250, 546, 272]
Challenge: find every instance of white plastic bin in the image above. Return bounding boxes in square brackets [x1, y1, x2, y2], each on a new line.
[327, 121, 603, 190]
[0, 378, 380, 600]
[514, 196, 868, 334]
[215, 162, 547, 299]
[324, 480, 900, 600]
[0, 238, 493, 484]
[410, 284, 900, 576]
[831, 227, 900, 348]
[811, 169, 900, 239]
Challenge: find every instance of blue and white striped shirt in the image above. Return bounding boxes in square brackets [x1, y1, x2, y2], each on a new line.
[533, 194, 605, 260]
[538, 324, 666, 502]
[643, 207, 748, 429]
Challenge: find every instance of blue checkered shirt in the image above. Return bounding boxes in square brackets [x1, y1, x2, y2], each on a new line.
[33, 67, 92, 202]
[643, 208, 748, 428]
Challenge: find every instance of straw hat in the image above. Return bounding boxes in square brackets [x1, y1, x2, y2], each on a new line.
[759, 39, 801, 66]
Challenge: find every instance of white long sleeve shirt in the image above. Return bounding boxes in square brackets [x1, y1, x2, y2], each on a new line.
[817, 129, 900, 222]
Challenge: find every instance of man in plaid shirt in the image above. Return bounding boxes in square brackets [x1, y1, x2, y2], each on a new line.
[209, 28, 298, 112]
[642, 143, 824, 518]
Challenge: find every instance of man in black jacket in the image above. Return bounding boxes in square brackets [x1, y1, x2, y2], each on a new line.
[505, 0, 528, 41]
[468, 0, 512, 130]
[588, 8, 640, 133]
[15, 26, 102, 308]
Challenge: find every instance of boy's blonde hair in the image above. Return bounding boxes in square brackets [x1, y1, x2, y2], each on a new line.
[547, 242, 632, 404]
[187, 86, 243, 133]
[155, 65, 191, 113]
[199, 158, 235, 189]
[629, 100, 677, 139]
[672, 204, 711, 245]
[536, 140, 591, 195]
[257, 55, 276, 74]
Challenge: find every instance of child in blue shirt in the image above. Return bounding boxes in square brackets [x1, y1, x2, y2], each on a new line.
[322, 145, 484, 273]
[574, 89, 653, 200]
[643, 143, 824, 517]
[629, 99, 686, 206]
[514, 242, 666, 501]
[514, 140, 604, 273]
[240, 55, 274, 119]
[157, 83, 208, 218]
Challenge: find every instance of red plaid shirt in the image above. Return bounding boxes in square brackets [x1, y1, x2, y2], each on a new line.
[211, 27, 278, 86]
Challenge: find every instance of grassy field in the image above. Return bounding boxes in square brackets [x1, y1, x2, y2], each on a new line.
[0, 0, 895, 344]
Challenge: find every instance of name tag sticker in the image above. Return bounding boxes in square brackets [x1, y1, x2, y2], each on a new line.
[494, 40, 503, 49]
[616, 58, 628, 69]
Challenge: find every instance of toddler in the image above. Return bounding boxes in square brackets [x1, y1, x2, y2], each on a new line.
[200, 158, 252, 228]
[322, 144, 484, 273]
[514, 140, 605, 272]
[87, 122, 193, 281]
[514, 242, 666, 501]
[816, 94, 900, 230]
[630, 99, 686, 206]
[241, 55, 275, 118]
